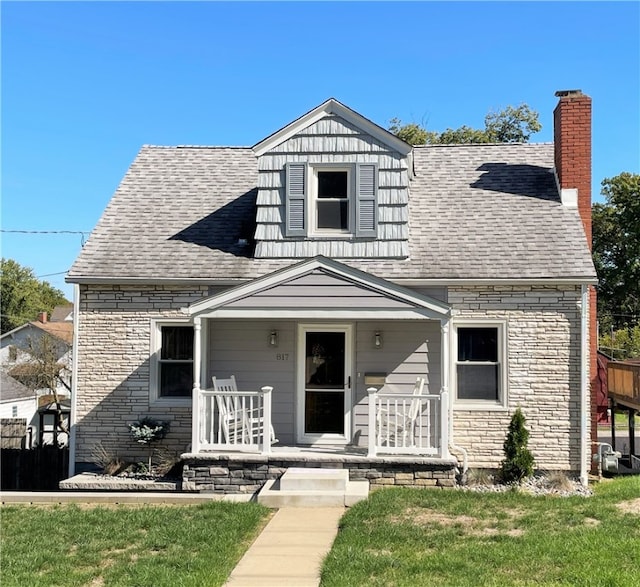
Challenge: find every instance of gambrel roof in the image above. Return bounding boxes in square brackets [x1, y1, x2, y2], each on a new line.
[68, 107, 596, 285]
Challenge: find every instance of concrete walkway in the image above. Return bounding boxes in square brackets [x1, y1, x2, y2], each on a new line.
[224, 507, 345, 587]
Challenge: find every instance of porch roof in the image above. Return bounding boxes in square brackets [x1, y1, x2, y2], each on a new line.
[185, 256, 451, 321]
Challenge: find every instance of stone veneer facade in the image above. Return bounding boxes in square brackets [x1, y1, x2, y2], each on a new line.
[74, 282, 587, 478]
[74, 284, 207, 467]
[449, 284, 585, 472]
[181, 454, 457, 493]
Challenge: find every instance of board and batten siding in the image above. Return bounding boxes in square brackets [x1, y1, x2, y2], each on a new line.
[254, 114, 410, 259]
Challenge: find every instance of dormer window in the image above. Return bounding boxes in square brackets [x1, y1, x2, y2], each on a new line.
[314, 168, 350, 233]
[285, 162, 377, 239]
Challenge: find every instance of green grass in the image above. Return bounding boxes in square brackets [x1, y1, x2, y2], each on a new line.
[1, 501, 270, 587]
[321, 477, 640, 587]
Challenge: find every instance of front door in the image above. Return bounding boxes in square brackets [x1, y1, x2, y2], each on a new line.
[297, 325, 352, 444]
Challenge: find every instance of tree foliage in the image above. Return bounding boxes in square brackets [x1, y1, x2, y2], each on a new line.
[592, 172, 640, 331]
[599, 326, 640, 360]
[0, 258, 69, 334]
[499, 408, 535, 484]
[389, 104, 541, 145]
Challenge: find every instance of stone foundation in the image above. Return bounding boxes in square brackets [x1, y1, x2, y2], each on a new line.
[181, 453, 458, 494]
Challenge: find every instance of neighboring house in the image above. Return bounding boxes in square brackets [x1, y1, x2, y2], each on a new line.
[0, 373, 37, 448]
[0, 308, 73, 446]
[67, 90, 597, 488]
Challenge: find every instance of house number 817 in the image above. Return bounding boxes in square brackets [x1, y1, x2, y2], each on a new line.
[276, 353, 289, 361]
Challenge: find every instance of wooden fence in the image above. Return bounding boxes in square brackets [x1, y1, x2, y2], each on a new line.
[1, 446, 69, 491]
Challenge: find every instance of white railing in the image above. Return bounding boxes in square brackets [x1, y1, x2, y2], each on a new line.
[192, 386, 273, 454]
[367, 387, 449, 457]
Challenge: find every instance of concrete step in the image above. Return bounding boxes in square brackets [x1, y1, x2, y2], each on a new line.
[279, 467, 348, 491]
[257, 468, 369, 508]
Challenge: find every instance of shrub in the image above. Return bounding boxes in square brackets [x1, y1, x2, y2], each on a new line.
[499, 408, 535, 484]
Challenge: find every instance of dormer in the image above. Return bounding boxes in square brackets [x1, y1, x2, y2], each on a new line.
[252, 99, 413, 259]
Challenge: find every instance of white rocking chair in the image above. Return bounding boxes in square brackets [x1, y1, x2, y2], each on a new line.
[376, 377, 426, 448]
[212, 376, 277, 445]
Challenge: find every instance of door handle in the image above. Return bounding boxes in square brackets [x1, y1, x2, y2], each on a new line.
[347, 376, 351, 389]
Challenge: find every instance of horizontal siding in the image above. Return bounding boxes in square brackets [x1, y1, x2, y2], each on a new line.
[269, 135, 391, 154]
[255, 114, 409, 259]
[294, 115, 363, 136]
[254, 221, 408, 241]
[351, 321, 442, 447]
[254, 239, 409, 258]
[204, 319, 441, 447]
[206, 320, 297, 443]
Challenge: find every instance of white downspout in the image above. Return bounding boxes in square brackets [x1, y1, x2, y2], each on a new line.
[442, 317, 468, 474]
[580, 285, 589, 486]
[68, 284, 80, 477]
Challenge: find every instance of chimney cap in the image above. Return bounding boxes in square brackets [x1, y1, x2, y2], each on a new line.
[555, 89, 583, 98]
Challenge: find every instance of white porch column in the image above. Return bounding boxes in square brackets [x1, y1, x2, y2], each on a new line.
[440, 317, 451, 459]
[191, 318, 202, 453]
[367, 387, 378, 457]
[261, 386, 273, 455]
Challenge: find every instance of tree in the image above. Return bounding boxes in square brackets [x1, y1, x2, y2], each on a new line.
[592, 172, 640, 331]
[0, 258, 69, 333]
[499, 408, 535, 484]
[599, 326, 640, 360]
[9, 333, 72, 443]
[389, 104, 541, 145]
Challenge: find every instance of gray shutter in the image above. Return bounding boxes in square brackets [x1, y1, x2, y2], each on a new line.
[355, 163, 378, 238]
[285, 162, 307, 237]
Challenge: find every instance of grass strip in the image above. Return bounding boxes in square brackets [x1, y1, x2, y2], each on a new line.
[1, 501, 270, 587]
[321, 476, 640, 587]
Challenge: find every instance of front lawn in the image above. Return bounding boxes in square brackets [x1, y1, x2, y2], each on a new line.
[321, 476, 640, 587]
[1, 501, 270, 587]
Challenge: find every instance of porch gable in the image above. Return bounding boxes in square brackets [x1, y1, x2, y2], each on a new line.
[185, 256, 451, 320]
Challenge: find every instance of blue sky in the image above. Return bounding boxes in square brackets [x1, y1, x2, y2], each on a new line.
[2, 1, 639, 300]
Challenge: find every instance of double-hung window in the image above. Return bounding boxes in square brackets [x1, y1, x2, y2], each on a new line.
[314, 168, 350, 233]
[454, 322, 506, 407]
[285, 162, 377, 238]
[152, 322, 194, 400]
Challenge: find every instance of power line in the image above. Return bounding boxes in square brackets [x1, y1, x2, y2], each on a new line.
[37, 271, 69, 278]
[1, 229, 90, 246]
[1, 230, 90, 234]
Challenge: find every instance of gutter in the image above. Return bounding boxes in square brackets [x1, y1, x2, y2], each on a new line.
[580, 285, 589, 486]
[68, 285, 80, 478]
[441, 317, 469, 476]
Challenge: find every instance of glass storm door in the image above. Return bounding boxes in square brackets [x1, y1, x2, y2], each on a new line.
[298, 325, 352, 444]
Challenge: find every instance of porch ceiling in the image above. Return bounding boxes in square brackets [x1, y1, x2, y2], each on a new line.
[185, 256, 451, 321]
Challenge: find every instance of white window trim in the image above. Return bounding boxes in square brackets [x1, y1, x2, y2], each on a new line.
[150, 319, 193, 406]
[451, 319, 508, 411]
[309, 165, 353, 237]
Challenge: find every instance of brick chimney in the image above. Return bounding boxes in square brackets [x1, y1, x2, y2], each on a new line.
[553, 89, 592, 247]
[37, 311, 48, 323]
[554, 89, 598, 472]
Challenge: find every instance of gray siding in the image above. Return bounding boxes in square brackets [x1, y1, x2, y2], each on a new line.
[352, 321, 441, 447]
[225, 270, 418, 310]
[206, 320, 297, 445]
[254, 114, 410, 259]
[205, 318, 441, 448]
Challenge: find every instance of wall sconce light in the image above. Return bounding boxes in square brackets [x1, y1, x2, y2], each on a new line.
[374, 331, 383, 349]
[269, 330, 279, 347]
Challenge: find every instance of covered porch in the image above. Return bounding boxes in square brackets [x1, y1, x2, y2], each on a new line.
[184, 257, 455, 475]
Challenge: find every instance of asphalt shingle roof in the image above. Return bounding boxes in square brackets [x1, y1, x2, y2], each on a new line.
[68, 143, 596, 283]
[0, 372, 35, 402]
